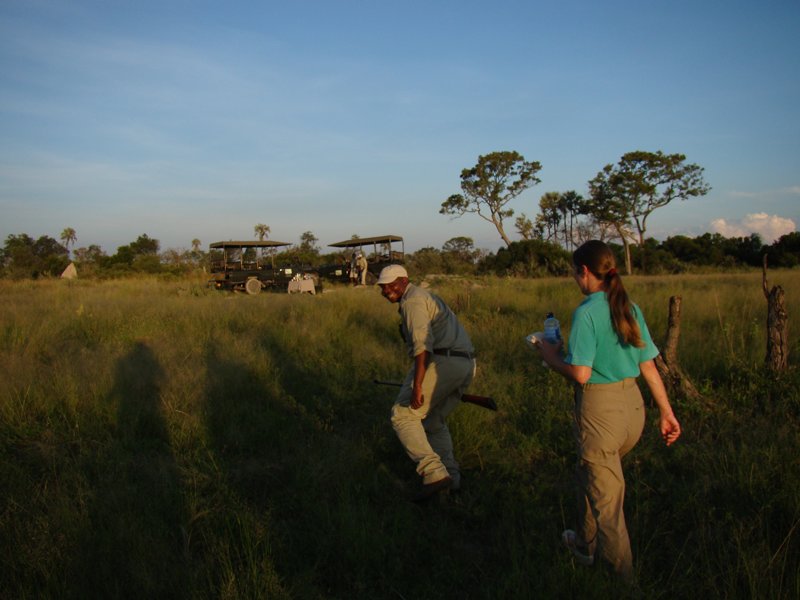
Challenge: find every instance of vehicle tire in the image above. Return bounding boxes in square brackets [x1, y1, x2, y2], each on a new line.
[245, 278, 262, 295]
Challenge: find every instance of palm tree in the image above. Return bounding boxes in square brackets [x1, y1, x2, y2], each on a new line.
[191, 238, 201, 252]
[254, 224, 270, 241]
[60, 228, 77, 258]
[254, 224, 271, 262]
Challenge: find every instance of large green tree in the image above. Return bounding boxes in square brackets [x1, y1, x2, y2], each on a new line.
[108, 234, 161, 270]
[440, 151, 542, 247]
[586, 170, 637, 274]
[299, 231, 319, 253]
[588, 150, 710, 272]
[293, 231, 321, 264]
[769, 231, 800, 267]
[1, 233, 68, 278]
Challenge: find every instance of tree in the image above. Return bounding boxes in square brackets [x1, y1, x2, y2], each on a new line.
[572, 218, 615, 247]
[440, 151, 542, 247]
[526, 190, 586, 249]
[587, 165, 639, 274]
[442, 236, 476, 259]
[408, 247, 444, 275]
[1, 233, 68, 278]
[191, 239, 201, 253]
[441, 237, 480, 274]
[588, 151, 710, 271]
[661, 235, 704, 264]
[129, 234, 159, 256]
[535, 192, 563, 243]
[290, 231, 321, 265]
[560, 191, 585, 250]
[768, 231, 800, 267]
[515, 214, 535, 240]
[107, 234, 160, 270]
[73, 244, 106, 263]
[60, 228, 77, 258]
[161, 248, 193, 273]
[479, 239, 571, 277]
[299, 231, 319, 253]
[254, 224, 270, 241]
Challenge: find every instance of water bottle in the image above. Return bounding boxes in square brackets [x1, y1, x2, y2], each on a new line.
[543, 312, 561, 344]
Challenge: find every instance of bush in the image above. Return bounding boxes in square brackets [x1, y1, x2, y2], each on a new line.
[479, 239, 572, 277]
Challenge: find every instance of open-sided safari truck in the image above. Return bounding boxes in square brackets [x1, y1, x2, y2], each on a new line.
[208, 240, 319, 295]
[318, 234, 405, 285]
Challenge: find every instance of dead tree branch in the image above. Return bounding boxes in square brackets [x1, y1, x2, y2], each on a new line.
[763, 255, 789, 372]
[654, 295, 704, 402]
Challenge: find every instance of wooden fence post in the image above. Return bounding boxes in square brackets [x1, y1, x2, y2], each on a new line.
[654, 295, 704, 402]
[763, 255, 789, 372]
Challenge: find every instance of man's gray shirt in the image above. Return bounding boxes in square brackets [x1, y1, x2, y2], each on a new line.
[399, 283, 474, 359]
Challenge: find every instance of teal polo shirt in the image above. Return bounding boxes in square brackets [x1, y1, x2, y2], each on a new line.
[565, 291, 659, 384]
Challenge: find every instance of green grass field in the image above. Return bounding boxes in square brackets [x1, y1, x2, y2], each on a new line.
[1, 272, 799, 599]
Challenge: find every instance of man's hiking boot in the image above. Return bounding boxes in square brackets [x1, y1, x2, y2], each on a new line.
[412, 476, 452, 502]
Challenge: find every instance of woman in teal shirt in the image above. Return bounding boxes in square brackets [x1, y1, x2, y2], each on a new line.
[538, 240, 681, 581]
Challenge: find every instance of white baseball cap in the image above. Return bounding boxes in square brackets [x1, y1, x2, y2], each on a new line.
[376, 264, 408, 284]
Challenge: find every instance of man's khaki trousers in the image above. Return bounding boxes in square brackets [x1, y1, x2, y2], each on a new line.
[391, 355, 475, 487]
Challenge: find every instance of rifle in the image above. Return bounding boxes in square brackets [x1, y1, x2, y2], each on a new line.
[373, 379, 498, 411]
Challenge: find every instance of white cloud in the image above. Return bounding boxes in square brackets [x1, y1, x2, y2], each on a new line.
[710, 213, 796, 243]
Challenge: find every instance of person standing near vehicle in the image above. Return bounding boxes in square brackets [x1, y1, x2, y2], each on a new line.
[349, 251, 359, 286]
[536, 240, 681, 581]
[356, 251, 368, 286]
[376, 265, 476, 501]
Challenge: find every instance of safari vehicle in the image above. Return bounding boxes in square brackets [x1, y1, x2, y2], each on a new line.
[208, 240, 319, 294]
[319, 234, 405, 285]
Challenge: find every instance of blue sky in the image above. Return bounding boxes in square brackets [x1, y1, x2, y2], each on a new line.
[1, 0, 798, 254]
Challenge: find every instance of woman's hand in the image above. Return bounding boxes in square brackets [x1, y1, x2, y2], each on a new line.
[537, 338, 563, 365]
[659, 412, 681, 446]
[640, 360, 682, 446]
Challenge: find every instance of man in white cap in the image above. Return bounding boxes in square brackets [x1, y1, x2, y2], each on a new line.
[349, 251, 359, 286]
[376, 264, 476, 501]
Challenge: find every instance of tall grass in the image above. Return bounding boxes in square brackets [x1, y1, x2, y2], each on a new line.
[1, 272, 798, 599]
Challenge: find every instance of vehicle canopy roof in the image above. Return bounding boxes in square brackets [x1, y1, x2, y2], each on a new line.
[210, 240, 291, 249]
[327, 235, 403, 248]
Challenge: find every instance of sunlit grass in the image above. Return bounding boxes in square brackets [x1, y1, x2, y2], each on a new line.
[1, 272, 798, 598]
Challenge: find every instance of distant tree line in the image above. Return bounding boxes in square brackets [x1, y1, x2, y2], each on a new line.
[485, 231, 799, 277]
[401, 232, 795, 277]
[0, 230, 362, 279]
[2, 230, 798, 281]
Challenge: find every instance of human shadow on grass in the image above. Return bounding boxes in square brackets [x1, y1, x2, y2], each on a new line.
[202, 343, 315, 508]
[255, 312, 398, 433]
[72, 340, 188, 599]
[253, 320, 418, 500]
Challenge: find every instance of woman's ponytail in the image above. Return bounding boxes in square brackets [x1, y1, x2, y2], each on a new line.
[573, 241, 644, 348]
